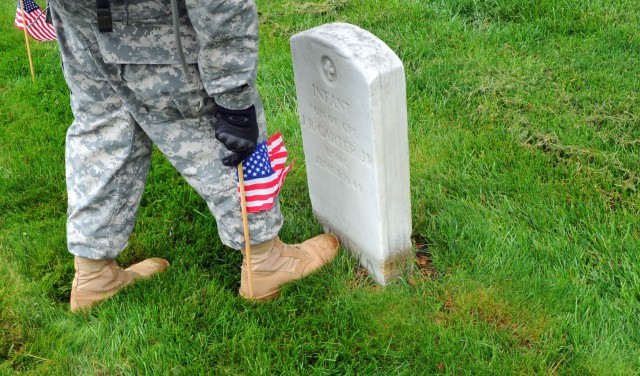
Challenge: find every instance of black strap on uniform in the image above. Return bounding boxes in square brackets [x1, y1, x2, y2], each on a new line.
[45, 2, 53, 24]
[96, 0, 113, 32]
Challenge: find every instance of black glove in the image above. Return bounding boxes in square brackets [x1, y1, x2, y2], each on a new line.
[214, 105, 259, 167]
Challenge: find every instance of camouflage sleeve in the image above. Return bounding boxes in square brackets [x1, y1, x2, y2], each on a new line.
[185, 0, 259, 110]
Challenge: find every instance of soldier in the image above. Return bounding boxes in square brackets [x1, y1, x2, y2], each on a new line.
[47, 0, 339, 311]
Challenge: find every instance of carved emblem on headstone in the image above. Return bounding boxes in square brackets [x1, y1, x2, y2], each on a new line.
[322, 56, 337, 82]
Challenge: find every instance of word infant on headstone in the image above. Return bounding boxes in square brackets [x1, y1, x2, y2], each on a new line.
[291, 23, 412, 285]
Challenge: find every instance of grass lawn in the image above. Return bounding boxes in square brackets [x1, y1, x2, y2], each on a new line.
[1, 0, 639, 374]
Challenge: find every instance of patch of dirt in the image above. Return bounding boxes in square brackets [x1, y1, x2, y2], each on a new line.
[349, 264, 378, 289]
[0, 308, 26, 368]
[290, 0, 348, 15]
[413, 233, 441, 281]
[518, 129, 639, 201]
[432, 286, 545, 350]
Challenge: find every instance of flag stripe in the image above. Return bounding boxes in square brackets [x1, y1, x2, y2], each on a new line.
[244, 185, 281, 197]
[238, 132, 293, 213]
[242, 173, 280, 189]
[245, 200, 277, 208]
[246, 201, 275, 211]
[244, 182, 281, 196]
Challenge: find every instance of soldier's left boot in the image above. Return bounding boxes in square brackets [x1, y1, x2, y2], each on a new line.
[239, 235, 340, 301]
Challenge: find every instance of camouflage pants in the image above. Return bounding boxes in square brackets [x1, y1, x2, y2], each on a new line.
[50, 0, 283, 259]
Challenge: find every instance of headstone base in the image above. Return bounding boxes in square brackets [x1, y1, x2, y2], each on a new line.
[319, 214, 413, 285]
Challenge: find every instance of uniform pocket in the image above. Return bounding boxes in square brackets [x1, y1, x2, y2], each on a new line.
[116, 0, 172, 23]
[93, 20, 199, 64]
[120, 64, 212, 123]
[120, 64, 180, 123]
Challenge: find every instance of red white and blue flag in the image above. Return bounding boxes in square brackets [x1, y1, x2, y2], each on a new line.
[238, 132, 293, 213]
[15, 0, 57, 41]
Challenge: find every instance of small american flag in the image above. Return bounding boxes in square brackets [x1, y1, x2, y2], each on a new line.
[15, 0, 57, 41]
[239, 132, 293, 213]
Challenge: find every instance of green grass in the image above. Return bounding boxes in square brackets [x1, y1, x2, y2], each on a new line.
[2, 0, 639, 374]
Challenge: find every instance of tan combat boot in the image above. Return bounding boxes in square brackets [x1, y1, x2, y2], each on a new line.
[240, 234, 340, 301]
[70, 256, 169, 312]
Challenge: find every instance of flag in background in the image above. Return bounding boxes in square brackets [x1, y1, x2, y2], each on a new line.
[238, 132, 293, 213]
[15, 0, 57, 41]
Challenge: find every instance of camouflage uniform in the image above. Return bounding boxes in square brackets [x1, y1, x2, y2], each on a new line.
[48, 0, 283, 259]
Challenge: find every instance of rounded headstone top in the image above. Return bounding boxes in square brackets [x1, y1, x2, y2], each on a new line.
[290, 22, 403, 82]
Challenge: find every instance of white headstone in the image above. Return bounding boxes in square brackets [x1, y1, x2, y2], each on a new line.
[290, 23, 412, 285]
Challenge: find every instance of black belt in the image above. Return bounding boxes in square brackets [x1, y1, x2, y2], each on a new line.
[96, 0, 113, 32]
